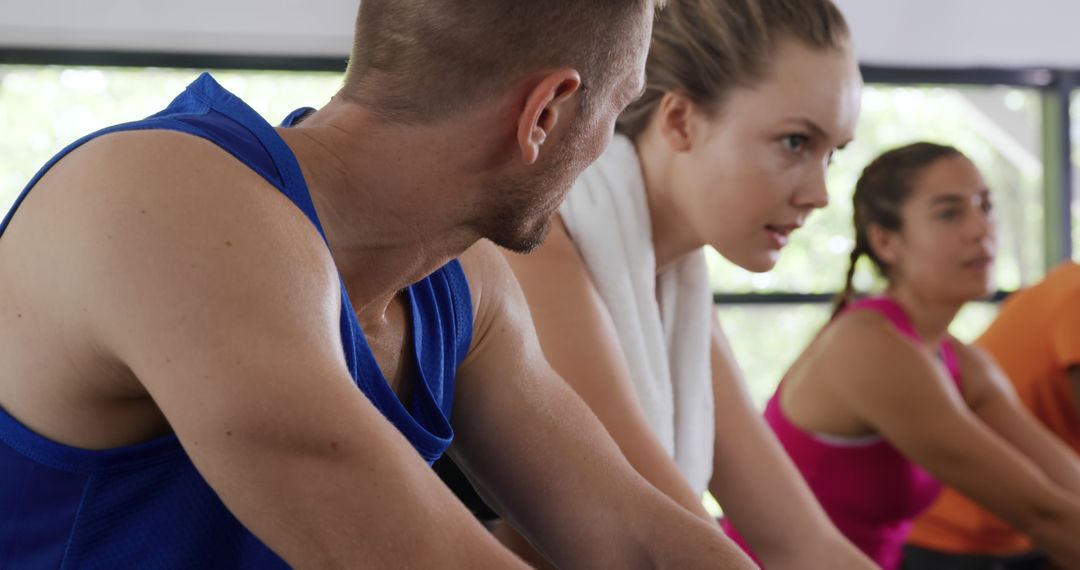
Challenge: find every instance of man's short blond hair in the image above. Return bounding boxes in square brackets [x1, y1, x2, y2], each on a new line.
[342, 1, 656, 124]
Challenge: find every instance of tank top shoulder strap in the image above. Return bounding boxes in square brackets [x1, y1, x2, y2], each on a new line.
[436, 258, 474, 363]
[938, 337, 962, 385]
[158, 73, 328, 240]
[843, 297, 920, 341]
[843, 296, 962, 387]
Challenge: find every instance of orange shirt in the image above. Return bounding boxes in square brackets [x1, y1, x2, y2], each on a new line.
[907, 262, 1080, 554]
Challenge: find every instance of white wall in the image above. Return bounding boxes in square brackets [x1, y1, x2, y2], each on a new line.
[2, 0, 1079, 69]
[0, 0, 357, 57]
[832, 0, 1079, 69]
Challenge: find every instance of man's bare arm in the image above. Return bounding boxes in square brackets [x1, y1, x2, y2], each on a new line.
[62, 132, 527, 568]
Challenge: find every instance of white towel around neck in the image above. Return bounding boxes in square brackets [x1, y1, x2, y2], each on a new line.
[559, 135, 715, 495]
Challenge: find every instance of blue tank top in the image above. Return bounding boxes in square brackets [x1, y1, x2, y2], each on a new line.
[0, 73, 473, 569]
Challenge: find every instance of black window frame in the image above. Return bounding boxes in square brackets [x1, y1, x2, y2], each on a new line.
[1, 49, 1074, 307]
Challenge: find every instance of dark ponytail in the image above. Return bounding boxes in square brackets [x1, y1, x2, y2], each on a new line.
[833, 245, 864, 317]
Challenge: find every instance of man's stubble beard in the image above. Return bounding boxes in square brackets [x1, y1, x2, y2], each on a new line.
[475, 168, 567, 254]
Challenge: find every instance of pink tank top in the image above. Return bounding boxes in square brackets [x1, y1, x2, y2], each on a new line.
[722, 297, 962, 570]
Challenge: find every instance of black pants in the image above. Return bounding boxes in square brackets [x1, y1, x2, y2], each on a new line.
[902, 545, 1048, 570]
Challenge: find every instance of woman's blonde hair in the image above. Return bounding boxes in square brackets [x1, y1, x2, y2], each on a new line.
[617, 0, 850, 140]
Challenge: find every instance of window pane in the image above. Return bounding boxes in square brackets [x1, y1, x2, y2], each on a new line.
[950, 302, 999, 345]
[716, 304, 830, 409]
[0, 65, 1018, 414]
[709, 84, 1046, 294]
[719, 301, 999, 411]
[1, 65, 342, 215]
[1069, 91, 1080, 259]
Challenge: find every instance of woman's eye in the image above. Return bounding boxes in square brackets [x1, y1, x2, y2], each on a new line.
[782, 134, 808, 153]
[938, 209, 961, 221]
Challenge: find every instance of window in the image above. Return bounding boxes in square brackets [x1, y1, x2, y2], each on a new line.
[710, 84, 1044, 294]
[0, 65, 342, 215]
[717, 302, 999, 410]
[710, 83, 1046, 405]
[1070, 89, 1080, 257]
[1, 61, 1072, 412]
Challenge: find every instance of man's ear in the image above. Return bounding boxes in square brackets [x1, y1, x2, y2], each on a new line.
[653, 91, 701, 153]
[516, 69, 583, 165]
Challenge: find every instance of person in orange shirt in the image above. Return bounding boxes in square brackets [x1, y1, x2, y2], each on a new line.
[905, 261, 1080, 569]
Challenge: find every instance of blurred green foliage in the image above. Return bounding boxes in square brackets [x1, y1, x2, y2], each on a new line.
[0, 68, 1059, 410]
[0, 66, 342, 212]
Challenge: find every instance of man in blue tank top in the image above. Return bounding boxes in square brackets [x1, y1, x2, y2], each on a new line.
[0, 1, 756, 568]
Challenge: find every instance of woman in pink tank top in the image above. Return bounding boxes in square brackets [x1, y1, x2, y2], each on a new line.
[724, 143, 1080, 569]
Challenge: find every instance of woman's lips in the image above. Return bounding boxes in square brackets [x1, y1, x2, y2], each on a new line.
[962, 254, 995, 270]
[764, 224, 799, 248]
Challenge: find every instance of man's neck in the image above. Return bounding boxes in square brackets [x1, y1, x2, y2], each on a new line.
[276, 100, 484, 320]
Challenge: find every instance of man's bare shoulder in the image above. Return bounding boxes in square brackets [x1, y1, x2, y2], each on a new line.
[0, 129, 346, 448]
[455, 239, 546, 369]
[20, 128, 335, 277]
[4, 128, 342, 364]
[456, 239, 513, 324]
[43, 129, 309, 228]
[456, 218, 584, 318]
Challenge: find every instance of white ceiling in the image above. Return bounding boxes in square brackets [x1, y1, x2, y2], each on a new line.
[1, 0, 1077, 69]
